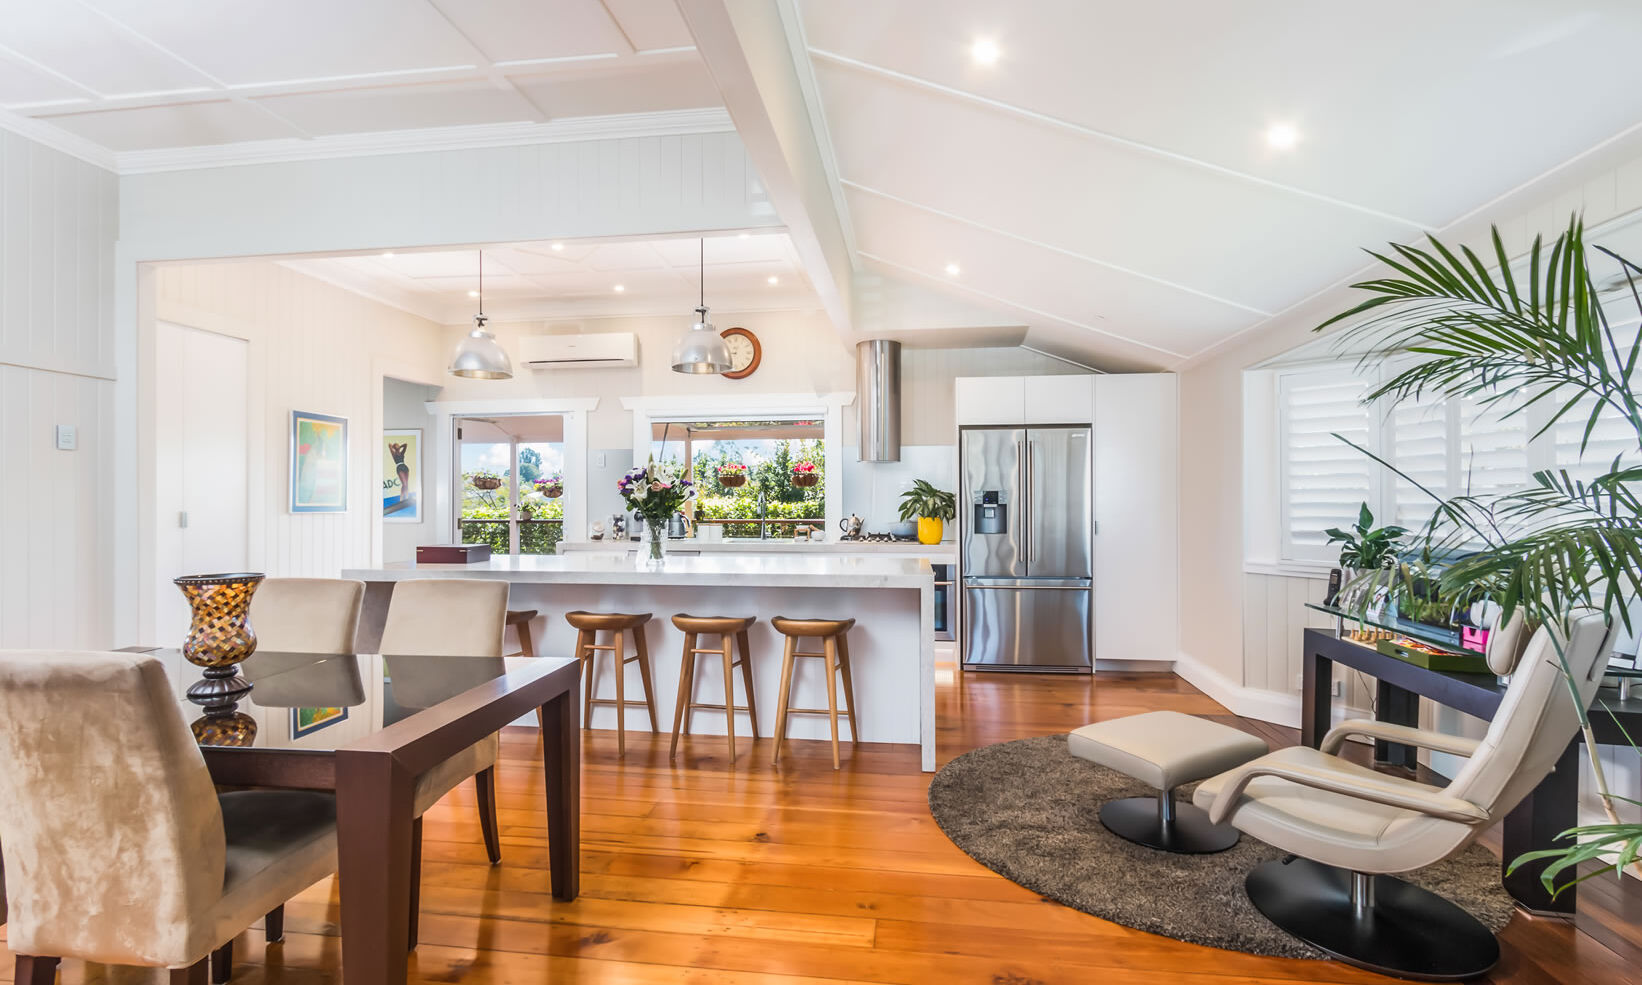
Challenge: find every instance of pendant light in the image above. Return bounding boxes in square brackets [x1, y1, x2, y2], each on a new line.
[448, 250, 513, 380]
[670, 238, 731, 374]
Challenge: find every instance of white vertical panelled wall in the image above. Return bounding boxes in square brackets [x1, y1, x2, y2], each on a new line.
[0, 131, 117, 650]
[141, 261, 446, 644]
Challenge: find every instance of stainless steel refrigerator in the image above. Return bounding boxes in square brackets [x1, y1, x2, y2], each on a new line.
[959, 426, 1093, 671]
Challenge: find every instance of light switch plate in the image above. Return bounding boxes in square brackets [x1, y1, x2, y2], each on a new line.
[54, 425, 76, 450]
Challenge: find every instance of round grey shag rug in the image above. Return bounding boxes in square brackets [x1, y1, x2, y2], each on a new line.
[927, 734, 1515, 959]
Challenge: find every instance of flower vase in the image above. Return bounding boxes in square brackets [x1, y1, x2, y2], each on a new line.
[645, 522, 667, 566]
[174, 572, 264, 746]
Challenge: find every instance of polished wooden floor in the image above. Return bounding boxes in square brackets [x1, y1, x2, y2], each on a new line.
[4, 667, 1638, 984]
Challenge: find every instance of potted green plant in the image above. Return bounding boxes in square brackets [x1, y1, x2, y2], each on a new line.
[1318, 214, 1642, 894]
[898, 479, 956, 545]
[1324, 503, 1406, 570]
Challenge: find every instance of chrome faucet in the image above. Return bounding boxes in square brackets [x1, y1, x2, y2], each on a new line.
[758, 489, 769, 539]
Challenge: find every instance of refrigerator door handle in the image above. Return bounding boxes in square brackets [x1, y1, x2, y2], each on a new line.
[1028, 437, 1039, 565]
[964, 576, 1091, 590]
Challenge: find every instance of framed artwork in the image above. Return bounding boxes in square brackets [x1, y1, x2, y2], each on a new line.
[291, 410, 348, 513]
[383, 428, 421, 522]
[291, 706, 348, 738]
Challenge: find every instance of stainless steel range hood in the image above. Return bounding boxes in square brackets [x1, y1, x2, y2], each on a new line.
[856, 339, 902, 462]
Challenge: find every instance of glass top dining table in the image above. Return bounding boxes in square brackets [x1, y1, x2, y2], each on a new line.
[118, 644, 583, 985]
[130, 646, 540, 751]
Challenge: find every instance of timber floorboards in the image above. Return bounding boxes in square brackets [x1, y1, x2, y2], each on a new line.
[2, 666, 1635, 984]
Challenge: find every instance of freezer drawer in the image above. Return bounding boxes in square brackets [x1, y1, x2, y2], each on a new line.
[962, 584, 1092, 671]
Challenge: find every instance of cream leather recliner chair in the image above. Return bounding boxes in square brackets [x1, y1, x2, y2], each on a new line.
[1194, 609, 1613, 981]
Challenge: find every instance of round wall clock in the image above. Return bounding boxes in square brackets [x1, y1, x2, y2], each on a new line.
[720, 327, 762, 380]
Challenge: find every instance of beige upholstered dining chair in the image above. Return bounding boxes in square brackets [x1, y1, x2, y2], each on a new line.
[378, 577, 510, 948]
[248, 577, 365, 654]
[1193, 609, 1614, 980]
[0, 650, 338, 985]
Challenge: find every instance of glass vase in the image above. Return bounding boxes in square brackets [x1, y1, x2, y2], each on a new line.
[174, 572, 264, 746]
[645, 522, 667, 566]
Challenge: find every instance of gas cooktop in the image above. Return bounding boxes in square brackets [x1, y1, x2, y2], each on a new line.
[839, 533, 919, 543]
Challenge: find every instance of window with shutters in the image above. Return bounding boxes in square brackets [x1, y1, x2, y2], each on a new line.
[1552, 322, 1641, 486]
[1277, 370, 1376, 562]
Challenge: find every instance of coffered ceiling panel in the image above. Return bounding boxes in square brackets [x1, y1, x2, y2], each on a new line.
[0, 0, 723, 160]
[43, 99, 300, 152]
[257, 80, 542, 136]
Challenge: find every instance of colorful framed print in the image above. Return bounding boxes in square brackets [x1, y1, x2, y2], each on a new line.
[383, 428, 421, 522]
[291, 410, 348, 513]
[290, 705, 348, 738]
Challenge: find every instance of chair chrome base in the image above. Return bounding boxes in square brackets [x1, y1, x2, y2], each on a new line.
[1246, 857, 1500, 981]
[1099, 792, 1241, 854]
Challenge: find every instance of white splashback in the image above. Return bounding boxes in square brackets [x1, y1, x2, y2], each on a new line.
[840, 444, 957, 533]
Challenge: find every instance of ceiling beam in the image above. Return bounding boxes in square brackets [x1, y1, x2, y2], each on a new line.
[676, 0, 854, 338]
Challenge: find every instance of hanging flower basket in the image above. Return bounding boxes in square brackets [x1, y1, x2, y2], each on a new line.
[791, 461, 819, 488]
[536, 477, 564, 498]
[719, 464, 748, 488]
[471, 472, 502, 491]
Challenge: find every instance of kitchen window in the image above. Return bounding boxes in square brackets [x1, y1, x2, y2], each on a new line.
[650, 418, 826, 538]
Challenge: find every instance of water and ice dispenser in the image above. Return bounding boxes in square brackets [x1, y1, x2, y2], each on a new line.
[973, 490, 1009, 534]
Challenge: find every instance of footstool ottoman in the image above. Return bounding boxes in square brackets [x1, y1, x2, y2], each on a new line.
[1069, 711, 1268, 854]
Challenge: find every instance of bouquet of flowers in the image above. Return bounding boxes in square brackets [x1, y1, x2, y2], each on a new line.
[619, 460, 694, 519]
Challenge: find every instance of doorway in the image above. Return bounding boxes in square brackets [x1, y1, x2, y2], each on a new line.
[455, 415, 566, 554]
[154, 322, 249, 643]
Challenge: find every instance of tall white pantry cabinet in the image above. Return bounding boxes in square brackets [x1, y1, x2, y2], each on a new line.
[953, 374, 1180, 667]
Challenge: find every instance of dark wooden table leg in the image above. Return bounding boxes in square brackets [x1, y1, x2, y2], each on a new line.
[1374, 680, 1420, 770]
[15, 956, 60, 985]
[1502, 737, 1579, 915]
[336, 747, 415, 984]
[541, 683, 581, 902]
[1302, 649, 1333, 749]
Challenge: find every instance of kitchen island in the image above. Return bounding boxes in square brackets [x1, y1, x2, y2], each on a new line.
[341, 553, 937, 770]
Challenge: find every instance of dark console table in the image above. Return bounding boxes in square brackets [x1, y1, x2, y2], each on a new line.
[1301, 622, 1641, 916]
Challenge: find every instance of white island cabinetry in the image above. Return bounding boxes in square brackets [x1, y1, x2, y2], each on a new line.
[341, 554, 938, 770]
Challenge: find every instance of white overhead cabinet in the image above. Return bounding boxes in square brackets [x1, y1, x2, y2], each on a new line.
[954, 373, 1179, 668]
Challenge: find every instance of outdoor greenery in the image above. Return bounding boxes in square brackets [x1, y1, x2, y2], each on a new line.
[677, 438, 826, 536]
[1318, 214, 1642, 895]
[459, 470, 564, 555]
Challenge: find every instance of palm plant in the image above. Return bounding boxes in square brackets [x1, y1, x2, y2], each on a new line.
[1317, 214, 1642, 894]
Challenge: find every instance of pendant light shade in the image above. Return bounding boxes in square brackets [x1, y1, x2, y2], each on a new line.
[449, 251, 513, 380]
[670, 239, 731, 375]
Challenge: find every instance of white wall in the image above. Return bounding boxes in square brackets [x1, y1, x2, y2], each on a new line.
[139, 260, 444, 642]
[0, 131, 118, 649]
[382, 377, 441, 564]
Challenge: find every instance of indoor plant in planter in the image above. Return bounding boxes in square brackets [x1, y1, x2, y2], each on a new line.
[1323, 502, 1406, 609]
[535, 473, 564, 498]
[718, 462, 748, 488]
[1317, 215, 1642, 894]
[790, 460, 820, 488]
[899, 479, 956, 545]
[618, 459, 694, 564]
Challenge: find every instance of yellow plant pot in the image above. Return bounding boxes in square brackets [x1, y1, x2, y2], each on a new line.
[917, 517, 944, 545]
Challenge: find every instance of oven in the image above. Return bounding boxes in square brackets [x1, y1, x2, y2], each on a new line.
[932, 562, 955, 641]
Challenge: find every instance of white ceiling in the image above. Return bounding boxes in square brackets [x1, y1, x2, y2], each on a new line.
[793, 0, 1642, 368]
[0, 0, 721, 162]
[284, 231, 818, 324]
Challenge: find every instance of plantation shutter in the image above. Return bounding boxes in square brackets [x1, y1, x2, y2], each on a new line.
[1280, 371, 1375, 561]
[1390, 397, 1449, 532]
[1553, 323, 1642, 485]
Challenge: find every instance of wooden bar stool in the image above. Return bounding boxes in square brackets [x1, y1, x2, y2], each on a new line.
[565, 610, 657, 757]
[506, 609, 538, 657]
[770, 616, 859, 769]
[669, 614, 759, 764]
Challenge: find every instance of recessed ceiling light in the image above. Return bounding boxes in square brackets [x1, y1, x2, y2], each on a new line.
[380, 251, 394, 258]
[767, 275, 780, 285]
[1265, 122, 1301, 151]
[971, 37, 1000, 65]
[737, 232, 751, 239]
[467, 289, 479, 298]
[613, 283, 625, 292]
[550, 242, 564, 251]
[945, 262, 961, 277]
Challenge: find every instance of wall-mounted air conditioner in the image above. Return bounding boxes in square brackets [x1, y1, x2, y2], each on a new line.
[519, 332, 638, 370]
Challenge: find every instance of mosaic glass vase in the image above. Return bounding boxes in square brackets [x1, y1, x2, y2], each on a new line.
[174, 572, 264, 746]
